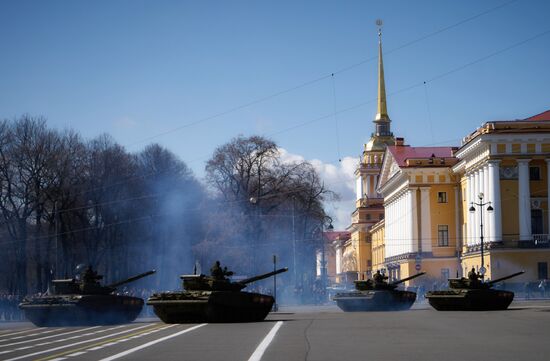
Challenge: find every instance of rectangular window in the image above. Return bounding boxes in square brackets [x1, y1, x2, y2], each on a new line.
[532, 209, 543, 234]
[538, 262, 548, 280]
[441, 268, 450, 280]
[438, 225, 449, 246]
[530, 166, 541, 181]
[437, 192, 447, 203]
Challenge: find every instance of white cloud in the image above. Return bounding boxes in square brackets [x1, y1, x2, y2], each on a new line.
[278, 148, 357, 230]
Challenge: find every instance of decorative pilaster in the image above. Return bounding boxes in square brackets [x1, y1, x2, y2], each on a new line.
[488, 160, 502, 242]
[483, 164, 492, 242]
[454, 186, 461, 251]
[517, 159, 532, 241]
[420, 187, 432, 252]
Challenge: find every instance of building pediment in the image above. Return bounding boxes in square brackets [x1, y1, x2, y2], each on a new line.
[378, 149, 400, 190]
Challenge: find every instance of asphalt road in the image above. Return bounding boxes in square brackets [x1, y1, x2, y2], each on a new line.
[1, 300, 550, 361]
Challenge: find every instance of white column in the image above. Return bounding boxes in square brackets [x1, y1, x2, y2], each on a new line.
[483, 164, 492, 243]
[517, 159, 532, 241]
[488, 160, 502, 242]
[409, 188, 418, 253]
[336, 247, 342, 274]
[454, 186, 461, 251]
[467, 172, 474, 246]
[474, 169, 480, 244]
[386, 201, 393, 258]
[420, 187, 432, 252]
[402, 193, 408, 255]
[356, 176, 363, 200]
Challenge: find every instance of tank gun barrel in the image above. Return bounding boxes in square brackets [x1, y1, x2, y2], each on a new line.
[487, 271, 524, 285]
[107, 270, 156, 289]
[391, 272, 426, 285]
[239, 268, 288, 285]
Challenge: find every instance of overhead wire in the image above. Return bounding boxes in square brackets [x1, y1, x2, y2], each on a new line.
[124, 0, 520, 147]
[1, 2, 548, 245]
[2, 18, 550, 233]
[0, 0, 523, 205]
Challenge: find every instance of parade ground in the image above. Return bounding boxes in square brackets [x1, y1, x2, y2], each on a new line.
[1, 300, 549, 361]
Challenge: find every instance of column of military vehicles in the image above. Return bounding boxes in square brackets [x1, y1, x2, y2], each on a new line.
[18, 261, 525, 327]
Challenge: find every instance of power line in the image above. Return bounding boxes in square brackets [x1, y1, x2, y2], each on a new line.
[0, 0, 528, 208]
[124, 0, 520, 147]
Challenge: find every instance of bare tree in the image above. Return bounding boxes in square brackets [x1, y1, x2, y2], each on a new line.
[0, 116, 58, 294]
[203, 135, 335, 285]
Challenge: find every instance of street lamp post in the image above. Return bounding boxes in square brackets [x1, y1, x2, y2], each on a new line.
[272, 254, 278, 312]
[469, 192, 494, 278]
[249, 196, 260, 275]
[321, 222, 334, 291]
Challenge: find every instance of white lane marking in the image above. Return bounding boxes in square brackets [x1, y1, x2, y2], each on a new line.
[0, 326, 101, 348]
[98, 324, 207, 361]
[67, 351, 86, 356]
[247, 321, 284, 361]
[3, 323, 154, 361]
[0, 326, 122, 354]
[49, 358, 67, 361]
[0, 328, 52, 339]
[4, 328, 63, 341]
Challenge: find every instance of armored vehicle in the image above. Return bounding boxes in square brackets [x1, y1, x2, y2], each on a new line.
[19, 266, 156, 326]
[147, 265, 288, 323]
[333, 272, 426, 311]
[425, 271, 524, 311]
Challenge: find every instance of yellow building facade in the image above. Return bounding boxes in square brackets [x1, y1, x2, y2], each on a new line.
[337, 24, 550, 287]
[377, 142, 462, 283]
[454, 112, 550, 283]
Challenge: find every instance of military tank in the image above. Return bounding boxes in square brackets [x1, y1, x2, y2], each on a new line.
[425, 271, 524, 311]
[19, 266, 156, 326]
[333, 272, 426, 311]
[147, 265, 288, 323]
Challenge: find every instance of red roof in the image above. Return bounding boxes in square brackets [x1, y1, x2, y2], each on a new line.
[324, 231, 350, 241]
[387, 146, 456, 167]
[524, 110, 550, 121]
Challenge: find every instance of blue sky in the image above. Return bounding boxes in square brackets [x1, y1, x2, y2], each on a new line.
[1, 0, 549, 228]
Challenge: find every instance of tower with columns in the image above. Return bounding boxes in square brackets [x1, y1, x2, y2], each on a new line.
[344, 21, 395, 281]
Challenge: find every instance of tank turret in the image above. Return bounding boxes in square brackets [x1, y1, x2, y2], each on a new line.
[425, 271, 524, 311]
[147, 262, 289, 323]
[354, 272, 426, 291]
[49, 269, 156, 296]
[180, 267, 288, 292]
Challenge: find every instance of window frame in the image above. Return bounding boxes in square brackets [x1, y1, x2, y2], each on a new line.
[437, 225, 449, 247]
[530, 166, 541, 181]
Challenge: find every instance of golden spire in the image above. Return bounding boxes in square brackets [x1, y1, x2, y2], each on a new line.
[365, 19, 394, 152]
[375, 19, 389, 122]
